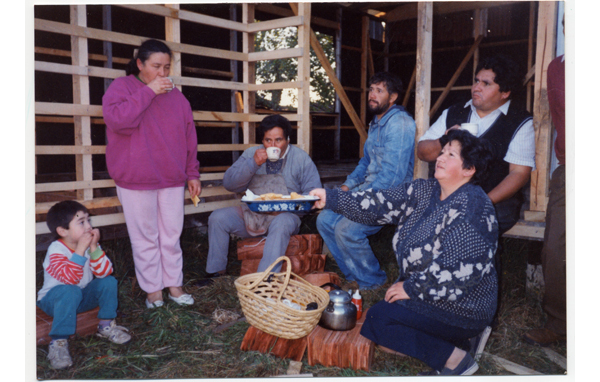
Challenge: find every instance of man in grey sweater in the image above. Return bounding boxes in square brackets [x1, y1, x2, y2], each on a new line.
[196, 115, 321, 286]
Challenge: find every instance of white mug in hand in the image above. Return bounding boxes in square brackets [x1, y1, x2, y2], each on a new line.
[460, 123, 479, 136]
[266, 147, 281, 161]
[166, 77, 174, 92]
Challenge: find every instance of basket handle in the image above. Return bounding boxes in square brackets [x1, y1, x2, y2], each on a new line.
[249, 256, 292, 302]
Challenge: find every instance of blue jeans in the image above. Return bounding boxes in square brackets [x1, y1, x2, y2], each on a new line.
[361, 300, 482, 371]
[316, 209, 387, 289]
[37, 276, 118, 340]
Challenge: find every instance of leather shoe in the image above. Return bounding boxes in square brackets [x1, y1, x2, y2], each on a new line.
[523, 328, 566, 347]
[194, 272, 224, 288]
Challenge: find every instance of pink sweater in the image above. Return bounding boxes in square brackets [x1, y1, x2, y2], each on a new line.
[102, 75, 200, 190]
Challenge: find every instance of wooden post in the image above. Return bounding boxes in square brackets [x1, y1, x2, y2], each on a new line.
[102, 5, 113, 93]
[414, 2, 433, 180]
[334, 7, 342, 161]
[165, 4, 182, 91]
[243, 4, 257, 145]
[70, 5, 93, 201]
[230, 4, 240, 163]
[360, 16, 369, 156]
[296, 3, 312, 154]
[526, 1, 536, 112]
[529, 1, 558, 213]
[472, 8, 488, 81]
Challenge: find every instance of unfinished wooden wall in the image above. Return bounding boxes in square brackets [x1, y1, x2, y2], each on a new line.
[34, 3, 313, 235]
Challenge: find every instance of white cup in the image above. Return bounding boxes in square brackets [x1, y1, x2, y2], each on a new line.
[266, 147, 281, 161]
[166, 77, 174, 92]
[460, 123, 479, 136]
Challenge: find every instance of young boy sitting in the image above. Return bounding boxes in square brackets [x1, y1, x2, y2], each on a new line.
[37, 201, 131, 370]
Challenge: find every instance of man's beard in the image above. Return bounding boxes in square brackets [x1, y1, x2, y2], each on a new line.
[368, 100, 391, 115]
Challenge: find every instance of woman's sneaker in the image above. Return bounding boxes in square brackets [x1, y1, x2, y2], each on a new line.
[96, 320, 132, 344]
[48, 339, 73, 370]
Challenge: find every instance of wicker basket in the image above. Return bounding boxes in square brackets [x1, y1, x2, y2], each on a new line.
[235, 256, 330, 339]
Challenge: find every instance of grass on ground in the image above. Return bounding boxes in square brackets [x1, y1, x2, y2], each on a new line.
[35, 214, 566, 379]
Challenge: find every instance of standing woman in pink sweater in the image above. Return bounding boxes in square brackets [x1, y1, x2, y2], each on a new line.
[102, 39, 201, 309]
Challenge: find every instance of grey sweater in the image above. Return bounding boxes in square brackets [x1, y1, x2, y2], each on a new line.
[223, 145, 322, 194]
[325, 178, 499, 329]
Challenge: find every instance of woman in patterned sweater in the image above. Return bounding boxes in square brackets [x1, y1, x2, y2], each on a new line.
[310, 129, 498, 376]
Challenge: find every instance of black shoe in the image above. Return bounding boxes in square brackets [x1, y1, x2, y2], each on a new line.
[194, 272, 224, 287]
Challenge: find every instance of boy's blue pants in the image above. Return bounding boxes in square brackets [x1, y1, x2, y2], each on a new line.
[37, 276, 118, 340]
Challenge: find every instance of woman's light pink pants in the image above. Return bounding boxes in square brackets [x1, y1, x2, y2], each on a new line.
[117, 185, 185, 293]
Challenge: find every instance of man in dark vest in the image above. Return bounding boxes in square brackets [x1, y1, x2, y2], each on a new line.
[417, 54, 534, 236]
[417, 55, 534, 341]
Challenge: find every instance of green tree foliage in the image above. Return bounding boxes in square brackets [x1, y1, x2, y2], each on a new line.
[254, 27, 335, 112]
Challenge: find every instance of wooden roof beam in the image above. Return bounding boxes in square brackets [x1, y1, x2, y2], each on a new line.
[385, 1, 516, 23]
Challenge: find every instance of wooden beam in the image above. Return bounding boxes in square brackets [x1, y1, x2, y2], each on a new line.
[385, 1, 516, 23]
[165, 4, 182, 92]
[117, 4, 247, 33]
[255, 4, 340, 30]
[429, 34, 483, 118]
[289, 5, 367, 141]
[247, 47, 304, 62]
[36, 199, 242, 235]
[529, 1, 558, 213]
[246, 16, 304, 33]
[35, 18, 247, 62]
[414, 2, 433, 180]
[70, 5, 93, 201]
[402, 65, 417, 108]
[242, 4, 257, 145]
[361, 16, 369, 129]
[293, 2, 312, 154]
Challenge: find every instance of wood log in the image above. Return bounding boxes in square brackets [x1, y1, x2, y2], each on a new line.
[306, 308, 373, 371]
[37, 306, 100, 345]
[237, 234, 323, 260]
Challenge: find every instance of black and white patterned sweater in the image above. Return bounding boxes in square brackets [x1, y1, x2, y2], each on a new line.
[325, 178, 499, 329]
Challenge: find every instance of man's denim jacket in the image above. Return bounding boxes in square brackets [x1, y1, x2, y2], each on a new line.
[343, 105, 416, 191]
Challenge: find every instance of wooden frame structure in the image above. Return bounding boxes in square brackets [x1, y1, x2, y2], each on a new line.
[34, 2, 559, 242]
[34, 3, 315, 235]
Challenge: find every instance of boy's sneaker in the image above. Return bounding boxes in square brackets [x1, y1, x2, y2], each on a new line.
[469, 326, 492, 361]
[48, 339, 73, 370]
[96, 320, 132, 344]
[418, 352, 479, 376]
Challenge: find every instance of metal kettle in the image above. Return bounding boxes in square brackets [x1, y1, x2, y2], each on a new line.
[318, 283, 357, 331]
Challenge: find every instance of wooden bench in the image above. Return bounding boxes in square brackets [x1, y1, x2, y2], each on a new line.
[36, 306, 100, 345]
[237, 234, 326, 276]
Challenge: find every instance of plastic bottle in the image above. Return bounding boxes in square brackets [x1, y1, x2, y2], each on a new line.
[351, 289, 362, 320]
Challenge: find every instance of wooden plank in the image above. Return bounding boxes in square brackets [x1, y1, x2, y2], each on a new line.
[35, 175, 227, 193]
[529, 1, 557, 213]
[429, 34, 483, 118]
[484, 352, 543, 375]
[502, 221, 545, 241]
[361, 15, 369, 130]
[414, 2, 433, 180]
[295, 2, 312, 155]
[246, 15, 304, 33]
[242, 4, 257, 146]
[385, 1, 516, 23]
[542, 347, 567, 370]
[117, 4, 247, 33]
[165, 4, 182, 92]
[247, 47, 304, 62]
[402, 65, 417, 108]
[255, 4, 340, 30]
[37, 307, 100, 346]
[70, 5, 93, 201]
[35, 18, 247, 62]
[249, 81, 303, 92]
[36, 199, 241, 234]
[36, 102, 103, 117]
